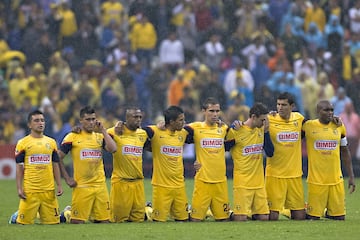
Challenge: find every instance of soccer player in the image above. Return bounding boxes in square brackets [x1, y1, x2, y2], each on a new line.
[58, 106, 117, 224]
[226, 103, 274, 221]
[143, 106, 190, 222]
[303, 100, 355, 220]
[107, 107, 149, 222]
[14, 109, 63, 224]
[185, 97, 230, 221]
[265, 92, 306, 220]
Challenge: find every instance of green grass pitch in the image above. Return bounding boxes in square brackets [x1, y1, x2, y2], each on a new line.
[1, 178, 360, 240]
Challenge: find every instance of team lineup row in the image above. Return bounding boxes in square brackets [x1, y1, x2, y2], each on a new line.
[10, 92, 355, 224]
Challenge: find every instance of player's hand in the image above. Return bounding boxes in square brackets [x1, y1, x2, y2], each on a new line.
[232, 120, 244, 130]
[194, 161, 202, 172]
[269, 110, 277, 116]
[94, 120, 105, 133]
[348, 178, 355, 194]
[217, 118, 225, 127]
[114, 121, 124, 135]
[65, 178, 77, 188]
[57, 185, 64, 196]
[18, 189, 26, 200]
[332, 116, 342, 127]
[71, 125, 81, 133]
[264, 116, 269, 132]
[156, 120, 166, 130]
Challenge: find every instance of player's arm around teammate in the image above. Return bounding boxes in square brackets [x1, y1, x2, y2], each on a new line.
[58, 106, 116, 224]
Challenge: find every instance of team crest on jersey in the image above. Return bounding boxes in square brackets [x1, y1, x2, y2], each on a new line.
[45, 143, 51, 150]
[333, 129, 338, 135]
[139, 136, 145, 142]
[293, 121, 298, 127]
[217, 128, 222, 134]
[178, 136, 183, 142]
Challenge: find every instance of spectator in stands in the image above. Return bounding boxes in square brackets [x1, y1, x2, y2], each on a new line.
[295, 72, 319, 119]
[317, 71, 335, 101]
[339, 102, 360, 161]
[194, 0, 213, 35]
[304, 0, 326, 32]
[198, 32, 225, 72]
[177, 16, 197, 62]
[159, 31, 184, 74]
[241, 34, 268, 71]
[223, 57, 254, 97]
[129, 14, 157, 68]
[199, 70, 227, 112]
[304, 22, 325, 58]
[268, 0, 291, 37]
[118, 59, 138, 104]
[338, 43, 357, 88]
[235, 0, 263, 41]
[225, 91, 250, 123]
[294, 48, 317, 82]
[349, 0, 360, 34]
[280, 23, 303, 66]
[345, 67, 360, 114]
[100, 0, 125, 28]
[330, 87, 352, 115]
[147, 0, 173, 46]
[324, 14, 344, 57]
[130, 61, 150, 121]
[59, 1, 77, 48]
[147, 65, 171, 122]
[167, 69, 189, 106]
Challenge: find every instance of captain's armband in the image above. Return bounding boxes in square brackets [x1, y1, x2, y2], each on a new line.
[340, 137, 348, 147]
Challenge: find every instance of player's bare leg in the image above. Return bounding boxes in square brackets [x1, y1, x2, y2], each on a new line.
[232, 214, 248, 221]
[269, 210, 279, 220]
[252, 214, 269, 221]
[291, 209, 306, 220]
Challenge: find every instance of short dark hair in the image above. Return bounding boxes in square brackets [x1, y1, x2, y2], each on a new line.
[80, 106, 95, 118]
[277, 92, 295, 105]
[201, 97, 220, 110]
[28, 110, 44, 123]
[164, 106, 184, 125]
[249, 102, 269, 117]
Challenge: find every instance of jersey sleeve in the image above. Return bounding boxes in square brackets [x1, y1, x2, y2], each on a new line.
[60, 133, 74, 154]
[15, 140, 25, 163]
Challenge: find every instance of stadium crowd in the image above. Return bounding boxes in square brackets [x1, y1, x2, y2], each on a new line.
[0, 0, 360, 163]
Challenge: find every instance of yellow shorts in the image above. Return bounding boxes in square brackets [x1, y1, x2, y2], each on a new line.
[71, 184, 110, 222]
[307, 182, 345, 217]
[265, 176, 305, 212]
[191, 179, 229, 220]
[110, 179, 145, 222]
[17, 190, 60, 224]
[233, 187, 269, 216]
[152, 185, 188, 222]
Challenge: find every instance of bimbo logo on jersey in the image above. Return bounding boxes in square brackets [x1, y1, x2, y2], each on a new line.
[160, 146, 183, 156]
[314, 140, 337, 150]
[276, 132, 299, 142]
[242, 144, 263, 155]
[200, 138, 223, 148]
[122, 145, 143, 156]
[80, 149, 102, 159]
[28, 154, 50, 164]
